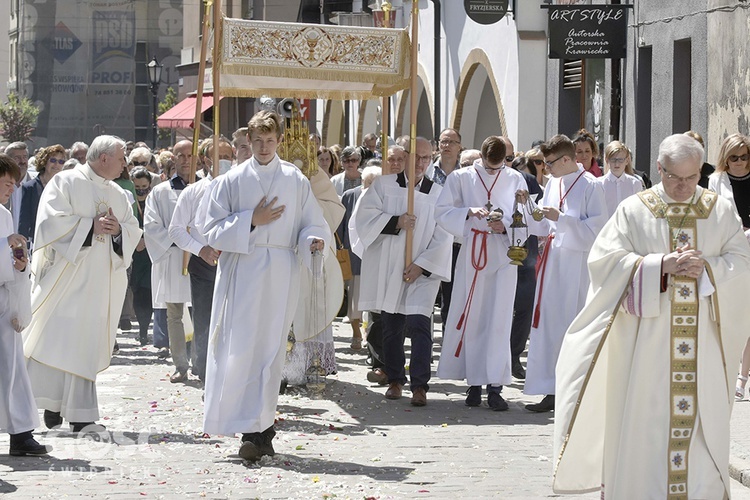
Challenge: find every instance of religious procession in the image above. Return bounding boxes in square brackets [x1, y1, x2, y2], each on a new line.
[4, 1, 750, 499]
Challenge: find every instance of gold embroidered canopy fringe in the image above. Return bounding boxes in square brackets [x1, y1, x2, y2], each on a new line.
[214, 18, 411, 100]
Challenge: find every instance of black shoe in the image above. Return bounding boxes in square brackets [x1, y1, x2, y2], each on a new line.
[44, 410, 63, 429]
[512, 360, 526, 380]
[465, 386, 482, 407]
[70, 422, 107, 433]
[487, 391, 509, 411]
[119, 318, 132, 331]
[9, 435, 52, 456]
[239, 429, 275, 461]
[112, 342, 120, 355]
[525, 395, 555, 413]
[139, 333, 148, 346]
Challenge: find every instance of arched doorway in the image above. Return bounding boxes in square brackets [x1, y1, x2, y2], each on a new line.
[357, 99, 380, 146]
[395, 68, 434, 141]
[323, 100, 345, 147]
[452, 49, 507, 149]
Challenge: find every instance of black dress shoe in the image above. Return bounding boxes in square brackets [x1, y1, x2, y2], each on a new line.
[44, 410, 63, 429]
[512, 360, 526, 380]
[488, 391, 509, 411]
[70, 422, 107, 433]
[465, 386, 482, 407]
[525, 395, 555, 413]
[239, 428, 275, 461]
[9, 436, 52, 456]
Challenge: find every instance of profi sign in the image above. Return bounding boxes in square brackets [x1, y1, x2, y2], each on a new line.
[464, 0, 509, 25]
[91, 10, 136, 85]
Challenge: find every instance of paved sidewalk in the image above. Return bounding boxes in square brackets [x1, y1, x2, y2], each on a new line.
[1, 318, 750, 499]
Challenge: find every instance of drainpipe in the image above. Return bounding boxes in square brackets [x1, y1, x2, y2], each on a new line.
[430, 0, 441, 139]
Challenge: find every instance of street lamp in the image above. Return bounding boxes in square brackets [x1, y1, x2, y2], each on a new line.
[146, 57, 163, 150]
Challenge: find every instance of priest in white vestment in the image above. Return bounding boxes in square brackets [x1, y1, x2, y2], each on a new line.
[23, 136, 141, 432]
[145, 139, 193, 383]
[553, 134, 750, 499]
[354, 137, 452, 407]
[522, 134, 608, 412]
[198, 111, 330, 462]
[435, 136, 528, 411]
[0, 154, 50, 456]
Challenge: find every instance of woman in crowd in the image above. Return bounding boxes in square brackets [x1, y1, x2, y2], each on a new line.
[18, 144, 66, 240]
[130, 167, 155, 346]
[708, 133, 750, 400]
[573, 129, 602, 177]
[524, 148, 549, 188]
[317, 146, 340, 177]
[596, 140, 643, 218]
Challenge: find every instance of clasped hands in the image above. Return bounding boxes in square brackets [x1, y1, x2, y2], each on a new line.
[93, 208, 121, 237]
[8, 233, 27, 271]
[663, 245, 705, 279]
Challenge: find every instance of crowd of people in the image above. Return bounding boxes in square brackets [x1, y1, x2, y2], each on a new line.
[1, 114, 750, 498]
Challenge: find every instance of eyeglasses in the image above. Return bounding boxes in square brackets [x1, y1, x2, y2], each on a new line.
[728, 154, 749, 162]
[609, 157, 628, 165]
[661, 166, 700, 183]
[341, 157, 360, 164]
[530, 159, 544, 166]
[544, 155, 565, 168]
[505, 155, 514, 163]
[131, 160, 149, 166]
[416, 154, 433, 164]
[48, 158, 65, 165]
[439, 139, 460, 147]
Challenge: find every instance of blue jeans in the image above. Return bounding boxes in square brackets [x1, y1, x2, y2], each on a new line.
[381, 312, 432, 391]
[153, 308, 169, 349]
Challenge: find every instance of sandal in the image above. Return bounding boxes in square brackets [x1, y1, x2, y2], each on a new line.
[736, 375, 748, 401]
[350, 337, 363, 350]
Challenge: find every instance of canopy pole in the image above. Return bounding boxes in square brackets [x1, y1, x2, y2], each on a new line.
[212, 0, 222, 179]
[184, 0, 212, 276]
[381, 2, 393, 161]
[405, 0, 418, 268]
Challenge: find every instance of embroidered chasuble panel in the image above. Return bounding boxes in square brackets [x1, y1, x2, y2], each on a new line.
[637, 188, 716, 500]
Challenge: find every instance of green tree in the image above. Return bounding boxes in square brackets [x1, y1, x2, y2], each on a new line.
[158, 87, 178, 141]
[0, 92, 40, 143]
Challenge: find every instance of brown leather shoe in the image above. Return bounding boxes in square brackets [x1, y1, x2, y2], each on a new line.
[385, 382, 402, 400]
[170, 369, 187, 383]
[411, 386, 427, 407]
[367, 368, 388, 386]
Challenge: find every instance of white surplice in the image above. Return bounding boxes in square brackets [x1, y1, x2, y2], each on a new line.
[144, 179, 191, 307]
[199, 155, 330, 435]
[434, 164, 528, 386]
[0, 205, 38, 434]
[524, 166, 607, 395]
[169, 175, 213, 258]
[553, 185, 750, 499]
[596, 171, 642, 219]
[354, 172, 452, 316]
[22, 164, 140, 417]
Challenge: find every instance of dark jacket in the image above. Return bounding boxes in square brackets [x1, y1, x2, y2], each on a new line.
[18, 176, 44, 240]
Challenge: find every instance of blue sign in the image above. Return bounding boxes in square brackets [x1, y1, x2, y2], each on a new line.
[43, 22, 82, 65]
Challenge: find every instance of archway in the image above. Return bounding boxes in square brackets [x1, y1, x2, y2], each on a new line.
[357, 99, 380, 146]
[323, 100, 345, 147]
[395, 65, 434, 141]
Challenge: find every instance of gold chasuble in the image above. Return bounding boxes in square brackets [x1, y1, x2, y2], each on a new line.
[552, 185, 750, 500]
[639, 189, 714, 499]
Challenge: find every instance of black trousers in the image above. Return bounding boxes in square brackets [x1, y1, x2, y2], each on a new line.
[382, 312, 432, 391]
[131, 285, 153, 342]
[366, 312, 384, 369]
[439, 243, 462, 330]
[510, 264, 538, 362]
[189, 255, 216, 382]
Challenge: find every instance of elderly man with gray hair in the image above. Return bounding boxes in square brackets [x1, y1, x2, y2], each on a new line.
[4, 142, 33, 232]
[23, 135, 142, 434]
[331, 146, 362, 197]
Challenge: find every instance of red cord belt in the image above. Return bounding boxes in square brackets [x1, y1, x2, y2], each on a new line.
[454, 228, 489, 357]
[532, 233, 555, 328]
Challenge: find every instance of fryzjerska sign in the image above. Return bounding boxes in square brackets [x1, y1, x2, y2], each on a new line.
[464, 0, 509, 25]
[547, 5, 629, 59]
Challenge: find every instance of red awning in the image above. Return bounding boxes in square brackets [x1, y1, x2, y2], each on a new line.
[156, 95, 222, 129]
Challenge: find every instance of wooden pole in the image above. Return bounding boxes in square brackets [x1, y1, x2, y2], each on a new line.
[184, 0, 212, 276]
[405, 0, 418, 268]
[381, 2, 392, 162]
[212, 0, 221, 179]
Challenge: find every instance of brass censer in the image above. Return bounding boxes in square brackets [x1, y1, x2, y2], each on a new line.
[507, 201, 529, 265]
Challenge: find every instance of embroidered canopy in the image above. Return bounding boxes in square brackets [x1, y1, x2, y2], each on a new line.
[212, 18, 411, 100]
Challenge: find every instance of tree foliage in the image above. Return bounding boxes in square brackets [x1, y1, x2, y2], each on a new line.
[158, 87, 178, 141]
[0, 92, 40, 143]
